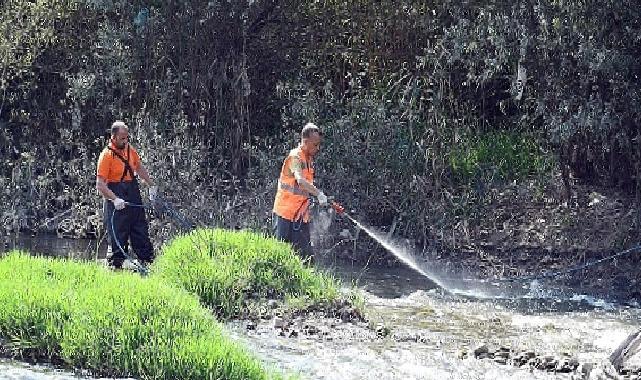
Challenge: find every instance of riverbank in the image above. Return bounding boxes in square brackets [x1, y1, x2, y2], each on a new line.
[0, 229, 355, 379]
[4, 235, 641, 379]
[423, 177, 641, 304]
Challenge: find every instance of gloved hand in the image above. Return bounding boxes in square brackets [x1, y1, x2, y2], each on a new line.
[113, 197, 126, 210]
[317, 191, 328, 206]
[149, 185, 159, 202]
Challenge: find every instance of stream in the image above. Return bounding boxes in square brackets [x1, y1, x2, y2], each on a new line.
[1, 235, 640, 379]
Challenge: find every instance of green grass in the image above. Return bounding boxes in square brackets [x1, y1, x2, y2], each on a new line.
[0, 252, 279, 380]
[448, 131, 550, 184]
[0, 229, 345, 378]
[154, 228, 340, 318]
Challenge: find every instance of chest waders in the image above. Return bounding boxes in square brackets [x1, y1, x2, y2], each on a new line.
[103, 146, 154, 268]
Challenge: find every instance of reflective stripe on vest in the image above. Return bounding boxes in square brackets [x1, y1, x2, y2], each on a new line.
[278, 180, 308, 196]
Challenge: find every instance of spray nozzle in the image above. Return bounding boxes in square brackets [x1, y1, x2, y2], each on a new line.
[330, 201, 345, 215]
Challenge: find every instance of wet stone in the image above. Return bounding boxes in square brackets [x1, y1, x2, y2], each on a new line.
[473, 345, 489, 358]
[494, 357, 507, 365]
[274, 317, 289, 329]
[578, 362, 594, 377]
[304, 325, 320, 335]
[544, 357, 558, 371]
[494, 351, 509, 359]
[246, 321, 257, 330]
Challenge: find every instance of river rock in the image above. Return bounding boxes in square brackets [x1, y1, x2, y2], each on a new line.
[542, 356, 558, 371]
[494, 349, 510, 359]
[274, 317, 289, 329]
[474, 345, 489, 358]
[494, 357, 508, 365]
[375, 324, 390, 338]
[577, 362, 593, 377]
[304, 324, 319, 335]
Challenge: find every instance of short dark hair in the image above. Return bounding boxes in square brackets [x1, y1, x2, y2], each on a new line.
[301, 122, 322, 139]
[111, 121, 128, 136]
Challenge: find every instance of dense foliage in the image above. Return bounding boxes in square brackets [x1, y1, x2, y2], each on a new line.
[1, 0, 640, 253]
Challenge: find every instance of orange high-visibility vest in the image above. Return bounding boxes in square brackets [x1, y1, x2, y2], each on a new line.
[273, 147, 314, 223]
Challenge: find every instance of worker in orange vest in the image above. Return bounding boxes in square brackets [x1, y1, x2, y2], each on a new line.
[96, 121, 157, 270]
[272, 123, 329, 259]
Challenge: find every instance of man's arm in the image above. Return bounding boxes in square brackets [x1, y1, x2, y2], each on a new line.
[294, 172, 321, 196]
[290, 157, 320, 196]
[96, 176, 118, 201]
[135, 163, 153, 187]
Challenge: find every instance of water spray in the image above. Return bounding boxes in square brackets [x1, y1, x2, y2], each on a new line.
[327, 199, 450, 290]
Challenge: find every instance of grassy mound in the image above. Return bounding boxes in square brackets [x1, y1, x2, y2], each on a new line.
[154, 228, 340, 318]
[0, 252, 278, 380]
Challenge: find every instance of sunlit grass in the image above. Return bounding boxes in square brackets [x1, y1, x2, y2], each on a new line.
[0, 252, 280, 380]
[449, 131, 551, 184]
[155, 228, 341, 318]
[0, 229, 345, 378]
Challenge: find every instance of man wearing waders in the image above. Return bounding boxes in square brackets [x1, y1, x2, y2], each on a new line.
[272, 123, 328, 260]
[96, 121, 156, 270]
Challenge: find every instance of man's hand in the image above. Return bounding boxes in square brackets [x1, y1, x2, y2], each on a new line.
[317, 191, 328, 206]
[149, 185, 159, 202]
[113, 198, 126, 210]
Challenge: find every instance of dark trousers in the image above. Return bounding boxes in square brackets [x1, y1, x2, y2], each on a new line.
[273, 213, 312, 258]
[104, 180, 154, 267]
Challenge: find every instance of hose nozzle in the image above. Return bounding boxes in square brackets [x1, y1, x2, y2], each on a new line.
[330, 201, 345, 215]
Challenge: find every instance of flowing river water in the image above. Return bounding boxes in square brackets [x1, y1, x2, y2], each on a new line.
[1, 234, 640, 380]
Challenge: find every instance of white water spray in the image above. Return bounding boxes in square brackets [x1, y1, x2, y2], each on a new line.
[344, 214, 450, 291]
[338, 214, 613, 303]
[343, 214, 503, 298]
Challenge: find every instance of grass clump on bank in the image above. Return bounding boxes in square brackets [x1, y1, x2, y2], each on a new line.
[155, 228, 340, 318]
[449, 131, 550, 184]
[0, 252, 279, 380]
